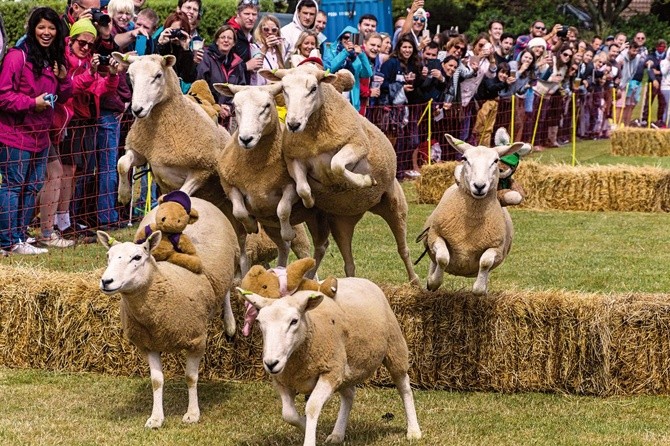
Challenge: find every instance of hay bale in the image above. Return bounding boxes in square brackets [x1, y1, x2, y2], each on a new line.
[611, 128, 670, 156]
[4, 265, 670, 396]
[415, 161, 670, 212]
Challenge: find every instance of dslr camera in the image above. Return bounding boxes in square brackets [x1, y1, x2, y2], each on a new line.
[90, 8, 111, 27]
[557, 25, 569, 38]
[98, 54, 111, 66]
[169, 28, 186, 40]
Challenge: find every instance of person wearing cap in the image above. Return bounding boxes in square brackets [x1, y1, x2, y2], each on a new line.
[323, 25, 372, 112]
[227, 0, 260, 84]
[281, 0, 318, 54]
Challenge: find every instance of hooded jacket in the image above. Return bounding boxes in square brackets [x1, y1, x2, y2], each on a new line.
[281, 0, 318, 54]
[0, 46, 73, 152]
[324, 26, 372, 111]
[197, 43, 246, 106]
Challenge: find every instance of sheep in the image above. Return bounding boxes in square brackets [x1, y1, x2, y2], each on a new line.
[111, 52, 307, 274]
[239, 277, 422, 445]
[418, 133, 525, 295]
[211, 82, 330, 272]
[260, 67, 420, 284]
[97, 197, 238, 428]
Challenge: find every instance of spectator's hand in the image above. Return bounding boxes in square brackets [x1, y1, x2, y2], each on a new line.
[421, 66, 428, 77]
[266, 35, 281, 47]
[344, 40, 354, 51]
[506, 75, 516, 84]
[193, 49, 204, 64]
[430, 69, 442, 79]
[246, 57, 263, 72]
[443, 102, 452, 110]
[180, 31, 191, 50]
[353, 44, 362, 54]
[653, 79, 660, 89]
[219, 104, 232, 119]
[34, 93, 50, 112]
[79, 8, 94, 21]
[405, 71, 416, 82]
[468, 56, 480, 70]
[551, 24, 562, 35]
[91, 54, 101, 74]
[481, 43, 492, 58]
[370, 87, 380, 98]
[419, 36, 431, 50]
[520, 61, 531, 72]
[108, 58, 120, 75]
[132, 27, 149, 40]
[403, 83, 414, 92]
[53, 61, 67, 80]
[410, 0, 424, 13]
[158, 28, 173, 45]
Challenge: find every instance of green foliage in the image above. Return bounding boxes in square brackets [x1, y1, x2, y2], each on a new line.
[467, 0, 573, 39]
[0, 0, 275, 46]
[615, 12, 670, 46]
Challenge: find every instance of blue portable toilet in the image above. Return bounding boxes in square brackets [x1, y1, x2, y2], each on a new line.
[319, 0, 393, 42]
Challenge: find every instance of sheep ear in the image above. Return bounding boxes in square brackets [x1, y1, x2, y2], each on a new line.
[162, 55, 177, 68]
[97, 231, 118, 250]
[112, 51, 135, 65]
[318, 72, 338, 84]
[237, 287, 274, 309]
[259, 68, 286, 82]
[214, 83, 244, 97]
[264, 82, 283, 97]
[146, 230, 162, 252]
[444, 133, 472, 154]
[297, 293, 324, 313]
[188, 208, 199, 224]
[496, 142, 527, 157]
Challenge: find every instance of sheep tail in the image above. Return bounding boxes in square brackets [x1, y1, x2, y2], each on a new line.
[413, 227, 430, 265]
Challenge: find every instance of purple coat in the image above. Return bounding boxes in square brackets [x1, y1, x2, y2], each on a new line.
[0, 47, 73, 152]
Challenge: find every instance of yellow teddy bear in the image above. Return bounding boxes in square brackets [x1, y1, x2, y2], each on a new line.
[186, 79, 220, 123]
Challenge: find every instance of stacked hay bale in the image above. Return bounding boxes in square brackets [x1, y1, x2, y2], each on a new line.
[4, 265, 670, 395]
[611, 128, 670, 156]
[416, 161, 670, 212]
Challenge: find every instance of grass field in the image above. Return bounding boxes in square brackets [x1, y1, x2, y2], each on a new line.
[3, 137, 670, 445]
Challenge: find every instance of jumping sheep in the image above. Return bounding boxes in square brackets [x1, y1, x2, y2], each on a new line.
[239, 277, 422, 445]
[418, 134, 525, 294]
[98, 197, 238, 428]
[261, 66, 420, 284]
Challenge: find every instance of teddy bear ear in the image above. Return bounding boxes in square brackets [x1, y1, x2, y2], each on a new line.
[157, 194, 166, 204]
[189, 208, 199, 224]
[241, 264, 268, 290]
[286, 258, 316, 289]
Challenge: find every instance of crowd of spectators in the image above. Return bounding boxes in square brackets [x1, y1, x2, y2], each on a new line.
[0, 0, 668, 255]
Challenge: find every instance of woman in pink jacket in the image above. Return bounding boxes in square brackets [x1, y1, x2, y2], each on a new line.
[0, 7, 72, 255]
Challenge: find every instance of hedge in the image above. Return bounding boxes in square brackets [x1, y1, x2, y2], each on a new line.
[0, 0, 275, 46]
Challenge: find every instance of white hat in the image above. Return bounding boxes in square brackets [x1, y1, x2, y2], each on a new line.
[528, 37, 547, 49]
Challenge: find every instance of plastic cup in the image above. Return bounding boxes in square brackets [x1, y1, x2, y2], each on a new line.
[192, 40, 204, 51]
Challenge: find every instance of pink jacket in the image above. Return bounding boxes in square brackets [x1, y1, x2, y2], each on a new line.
[0, 47, 73, 152]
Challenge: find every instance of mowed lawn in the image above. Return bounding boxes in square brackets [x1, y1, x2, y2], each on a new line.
[3, 138, 670, 444]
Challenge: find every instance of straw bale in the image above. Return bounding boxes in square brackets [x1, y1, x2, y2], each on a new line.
[415, 161, 670, 212]
[4, 265, 670, 395]
[611, 128, 670, 156]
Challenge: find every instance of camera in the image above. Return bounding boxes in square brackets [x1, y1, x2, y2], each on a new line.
[169, 28, 186, 40]
[557, 25, 569, 38]
[90, 8, 111, 27]
[98, 54, 111, 66]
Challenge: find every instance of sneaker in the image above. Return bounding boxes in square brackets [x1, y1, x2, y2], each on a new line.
[37, 232, 75, 248]
[11, 241, 48, 255]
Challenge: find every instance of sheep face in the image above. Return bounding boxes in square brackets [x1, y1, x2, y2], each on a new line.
[98, 231, 161, 294]
[124, 55, 176, 118]
[239, 289, 323, 375]
[213, 83, 283, 149]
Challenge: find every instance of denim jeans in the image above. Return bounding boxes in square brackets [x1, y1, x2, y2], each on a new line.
[0, 146, 48, 249]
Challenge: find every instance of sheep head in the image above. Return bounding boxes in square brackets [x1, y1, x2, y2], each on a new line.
[260, 68, 337, 133]
[214, 83, 282, 148]
[116, 53, 177, 118]
[445, 133, 525, 199]
[238, 288, 323, 375]
[98, 230, 161, 294]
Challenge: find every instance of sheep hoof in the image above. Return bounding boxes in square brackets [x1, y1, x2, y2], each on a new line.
[407, 429, 422, 440]
[472, 281, 488, 295]
[225, 332, 235, 342]
[182, 410, 200, 424]
[118, 189, 131, 205]
[301, 196, 315, 209]
[326, 433, 345, 443]
[426, 279, 441, 292]
[144, 416, 164, 429]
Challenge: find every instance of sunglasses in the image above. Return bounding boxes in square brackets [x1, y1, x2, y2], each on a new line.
[262, 27, 278, 33]
[562, 52, 573, 57]
[413, 16, 426, 23]
[341, 34, 351, 40]
[534, 25, 546, 31]
[75, 39, 94, 49]
[238, 0, 259, 5]
[455, 45, 465, 50]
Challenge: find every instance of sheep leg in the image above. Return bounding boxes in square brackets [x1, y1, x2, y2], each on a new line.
[229, 188, 258, 234]
[182, 352, 202, 424]
[328, 214, 363, 277]
[427, 238, 449, 291]
[264, 226, 291, 267]
[286, 158, 314, 208]
[392, 373, 422, 440]
[117, 149, 147, 205]
[304, 378, 335, 446]
[277, 184, 299, 241]
[304, 213, 331, 279]
[473, 248, 497, 295]
[330, 144, 375, 188]
[273, 380, 306, 431]
[326, 387, 355, 444]
[145, 351, 165, 428]
[222, 289, 236, 338]
[179, 173, 207, 197]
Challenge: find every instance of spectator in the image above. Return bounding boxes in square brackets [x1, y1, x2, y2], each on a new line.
[577, 47, 595, 137]
[419, 42, 444, 102]
[360, 32, 385, 114]
[289, 30, 319, 68]
[108, 0, 143, 52]
[494, 32, 514, 65]
[227, 0, 261, 84]
[379, 32, 392, 60]
[324, 26, 372, 112]
[645, 39, 668, 127]
[156, 12, 198, 88]
[358, 14, 377, 39]
[314, 10, 328, 54]
[0, 7, 72, 255]
[133, 0, 146, 16]
[488, 19, 504, 51]
[126, 7, 158, 55]
[281, 0, 318, 54]
[509, 49, 536, 141]
[660, 50, 670, 125]
[397, 2, 430, 52]
[433, 55, 469, 160]
[614, 32, 627, 50]
[197, 25, 246, 126]
[513, 20, 547, 59]
[61, 0, 101, 33]
[615, 40, 642, 126]
[592, 35, 603, 53]
[251, 14, 289, 85]
[472, 62, 511, 146]
[534, 43, 571, 148]
[177, 0, 202, 40]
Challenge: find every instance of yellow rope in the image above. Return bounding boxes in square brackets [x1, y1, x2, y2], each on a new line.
[427, 99, 433, 165]
[571, 92, 577, 166]
[648, 82, 653, 128]
[531, 94, 544, 148]
[144, 171, 153, 215]
[510, 95, 515, 140]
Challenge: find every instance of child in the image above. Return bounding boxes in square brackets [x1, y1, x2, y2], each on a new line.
[290, 30, 320, 68]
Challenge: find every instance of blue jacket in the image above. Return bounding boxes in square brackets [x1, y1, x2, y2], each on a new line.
[323, 26, 372, 111]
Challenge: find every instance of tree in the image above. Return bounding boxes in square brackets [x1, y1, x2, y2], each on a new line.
[582, 0, 634, 34]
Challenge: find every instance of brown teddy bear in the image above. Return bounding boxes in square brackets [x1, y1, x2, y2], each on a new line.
[186, 79, 220, 123]
[134, 190, 202, 274]
[239, 257, 338, 336]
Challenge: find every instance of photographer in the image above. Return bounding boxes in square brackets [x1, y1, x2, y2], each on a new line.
[61, 0, 104, 35]
[156, 12, 198, 86]
[251, 15, 289, 85]
[108, 0, 147, 52]
[324, 26, 372, 112]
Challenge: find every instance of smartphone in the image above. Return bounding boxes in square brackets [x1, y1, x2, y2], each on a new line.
[435, 24, 441, 36]
[352, 33, 363, 46]
[422, 28, 430, 40]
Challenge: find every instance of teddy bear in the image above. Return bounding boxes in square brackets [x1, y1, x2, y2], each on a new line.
[493, 127, 531, 207]
[134, 190, 202, 274]
[239, 257, 338, 336]
[186, 80, 220, 123]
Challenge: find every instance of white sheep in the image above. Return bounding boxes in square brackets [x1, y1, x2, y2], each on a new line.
[239, 277, 422, 445]
[98, 197, 238, 428]
[261, 67, 420, 284]
[211, 82, 329, 272]
[418, 134, 525, 295]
